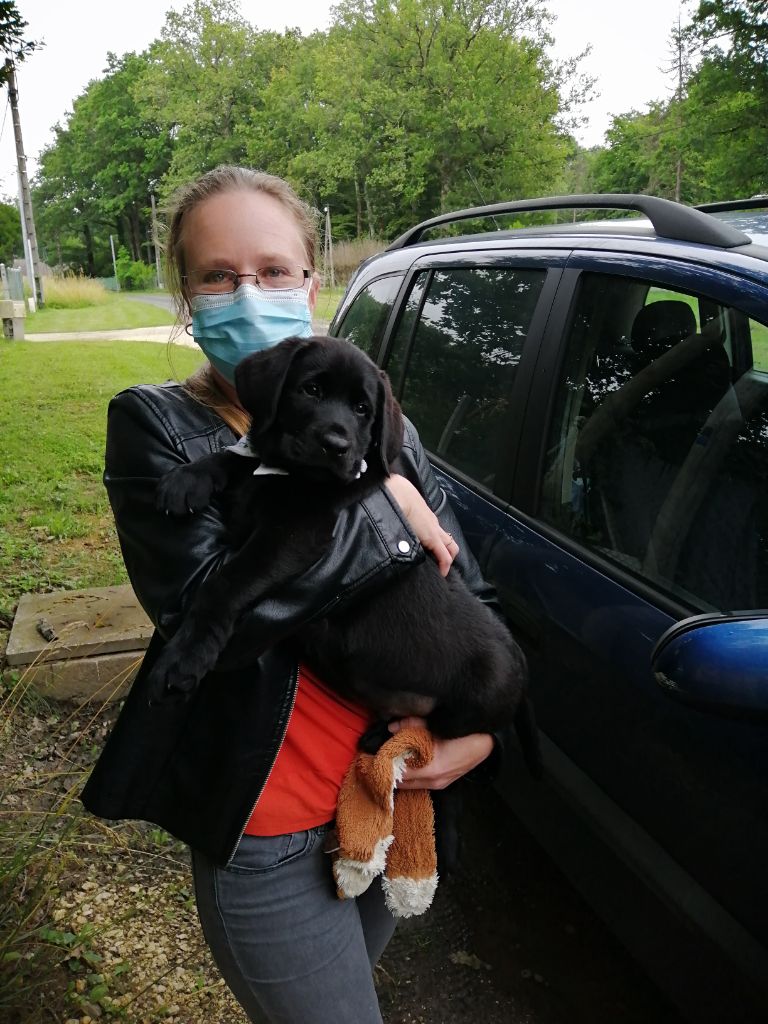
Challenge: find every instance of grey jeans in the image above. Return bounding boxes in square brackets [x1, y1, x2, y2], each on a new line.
[191, 823, 397, 1023]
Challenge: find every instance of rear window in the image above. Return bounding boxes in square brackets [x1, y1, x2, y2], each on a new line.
[335, 275, 403, 357]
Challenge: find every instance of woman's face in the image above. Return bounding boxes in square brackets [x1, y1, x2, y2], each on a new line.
[181, 188, 319, 313]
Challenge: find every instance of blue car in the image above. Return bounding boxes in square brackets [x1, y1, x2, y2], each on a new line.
[329, 195, 768, 1024]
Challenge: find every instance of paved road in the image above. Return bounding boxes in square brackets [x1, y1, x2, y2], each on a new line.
[122, 290, 175, 312]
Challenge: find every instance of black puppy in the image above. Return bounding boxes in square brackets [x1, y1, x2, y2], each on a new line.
[148, 335, 539, 773]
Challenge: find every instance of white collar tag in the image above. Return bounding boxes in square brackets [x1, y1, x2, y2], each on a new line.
[227, 435, 258, 458]
[226, 436, 288, 475]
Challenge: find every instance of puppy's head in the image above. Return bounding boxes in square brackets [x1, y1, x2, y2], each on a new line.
[234, 335, 402, 483]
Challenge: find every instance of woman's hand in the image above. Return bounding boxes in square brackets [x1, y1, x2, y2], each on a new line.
[385, 474, 458, 577]
[388, 717, 494, 789]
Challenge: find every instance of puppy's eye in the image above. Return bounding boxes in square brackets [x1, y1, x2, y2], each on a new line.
[354, 402, 370, 417]
[303, 382, 322, 398]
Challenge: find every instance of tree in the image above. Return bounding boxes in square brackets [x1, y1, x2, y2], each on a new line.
[692, 0, 768, 62]
[0, 198, 22, 264]
[251, 0, 579, 238]
[0, 1, 39, 66]
[686, 0, 768, 198]
[591, 1, 767, 203]
[137, 0, 295, 195]
[34, 51, 173, 274]
[32, 0, 592, 255]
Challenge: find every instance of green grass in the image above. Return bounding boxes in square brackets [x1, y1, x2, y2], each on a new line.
[25, 287, 343, 334]
[750, 321, 768, 371]
[26, 295, 175, 334]
[0, 341, 204, 615]
[647, 287, 768, 371]
[313, 285, 345, 324]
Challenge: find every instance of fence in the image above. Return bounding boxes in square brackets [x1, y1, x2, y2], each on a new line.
[0, 264, 25, 301]
[94, 276, 120, 292]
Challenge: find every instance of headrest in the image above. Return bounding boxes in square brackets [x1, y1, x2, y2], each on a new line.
[630, 300, 696, 363]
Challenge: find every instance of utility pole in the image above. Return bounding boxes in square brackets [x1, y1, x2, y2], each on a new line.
[5, 59, 43, 307]
[150, 193, 163, 288]
[110, 235, 120, 290]
[323, 206, 335, 290]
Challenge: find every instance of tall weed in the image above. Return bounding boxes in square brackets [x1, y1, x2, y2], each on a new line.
[322, 238, 386, 285]
[42, 276, 111, 310]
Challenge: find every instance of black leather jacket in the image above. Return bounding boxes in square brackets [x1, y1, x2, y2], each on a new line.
[81, 381, 499, 865]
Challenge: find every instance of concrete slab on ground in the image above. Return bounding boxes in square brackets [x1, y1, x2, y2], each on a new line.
[7, 584, 152, 665]
[6, 585, 152, 702]
[17, 649, 145, 703]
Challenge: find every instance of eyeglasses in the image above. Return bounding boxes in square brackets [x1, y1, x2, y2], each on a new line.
[184, 265, 310, 294]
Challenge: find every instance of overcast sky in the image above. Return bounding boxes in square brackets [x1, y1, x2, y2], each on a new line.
[2, 0, 685, 199]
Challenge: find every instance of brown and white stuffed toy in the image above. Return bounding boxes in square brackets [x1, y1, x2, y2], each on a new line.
[332, 727, 438, 918]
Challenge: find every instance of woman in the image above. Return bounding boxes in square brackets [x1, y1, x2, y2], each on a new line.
[81, 165, 500, 1024]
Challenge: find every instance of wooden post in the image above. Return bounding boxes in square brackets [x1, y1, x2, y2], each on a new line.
[5, 59, 43, 307]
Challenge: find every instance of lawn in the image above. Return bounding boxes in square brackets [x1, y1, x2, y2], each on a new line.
[26, 294, 176, 333]
[0, 339, 247, 1024]
[25, 286, 344, 336]
[0, 340, 204, 617]
[312, 285, 346, 323]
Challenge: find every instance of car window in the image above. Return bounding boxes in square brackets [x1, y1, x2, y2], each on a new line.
[335, 274, 403, 356]
[539, 271, 768, 612]
[750, 316, 768, 371]
[387, 267, 546, 489]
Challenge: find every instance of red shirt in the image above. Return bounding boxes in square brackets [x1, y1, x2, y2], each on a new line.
[244, 666, 374, 837]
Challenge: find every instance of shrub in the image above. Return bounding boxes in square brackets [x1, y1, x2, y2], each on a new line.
[41, 275, 111, 310]
[114, 247, 156, 292]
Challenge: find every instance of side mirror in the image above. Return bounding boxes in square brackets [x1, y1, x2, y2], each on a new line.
[651, 613, 768, 718]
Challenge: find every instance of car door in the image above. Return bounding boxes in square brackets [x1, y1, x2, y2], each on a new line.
[492, 251, 768, 1019]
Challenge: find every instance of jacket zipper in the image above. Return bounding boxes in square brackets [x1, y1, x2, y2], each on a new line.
[226, 662, 300, 865]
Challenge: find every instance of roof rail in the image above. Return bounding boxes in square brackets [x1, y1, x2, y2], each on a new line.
[696, 197, 768, 213]
[387, 193, 752, 250]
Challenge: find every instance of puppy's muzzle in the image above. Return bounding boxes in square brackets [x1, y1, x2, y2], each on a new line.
[320, 429, 350, 458]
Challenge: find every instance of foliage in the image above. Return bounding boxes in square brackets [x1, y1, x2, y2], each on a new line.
[33, 0, 587, 266]
[0, 200, 21, 266]
[114, 245, 156, 291]
[34, 50, 172, 276]
[592, 0, 768, 203]
[0, 1, 38, 66]
[692, 0, 768, 61]
[253, 0, 575, 237]
[138, 0, 298, 195]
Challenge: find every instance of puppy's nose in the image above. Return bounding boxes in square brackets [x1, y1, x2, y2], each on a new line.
[321, 430, 350, 457]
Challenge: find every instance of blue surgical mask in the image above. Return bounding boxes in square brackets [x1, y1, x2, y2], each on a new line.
[191, 283, 313, 383]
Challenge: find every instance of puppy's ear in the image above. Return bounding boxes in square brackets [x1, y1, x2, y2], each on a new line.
[234, 337, 311, 438]
[371, 369, 404, 474]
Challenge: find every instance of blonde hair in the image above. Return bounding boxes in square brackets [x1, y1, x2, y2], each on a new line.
[163, 165, 318, 435]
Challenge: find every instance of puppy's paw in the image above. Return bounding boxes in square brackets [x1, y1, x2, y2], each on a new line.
[146, 649, 202, 705]
[156, 465, 216, 516]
